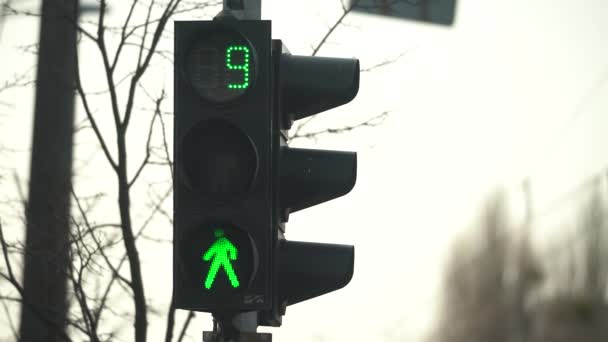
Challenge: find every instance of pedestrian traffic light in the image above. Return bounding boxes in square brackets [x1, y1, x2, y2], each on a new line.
[173, 17, 359, 324]
[173, 19, 275, 312]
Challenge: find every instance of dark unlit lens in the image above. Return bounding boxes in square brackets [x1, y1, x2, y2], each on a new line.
[181, 119, 257, 197]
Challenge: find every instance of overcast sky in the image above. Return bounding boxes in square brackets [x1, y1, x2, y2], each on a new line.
[1, 0, 607, 341]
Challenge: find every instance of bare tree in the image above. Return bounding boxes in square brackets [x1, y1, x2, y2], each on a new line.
[1, 0, 201, 340]
[434, 177, 608, 342]
[432, 191, 542, 342]
[534, 184, 608, 342]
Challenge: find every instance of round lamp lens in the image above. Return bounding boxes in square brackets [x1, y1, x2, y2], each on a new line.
[181, 119, 257, 198]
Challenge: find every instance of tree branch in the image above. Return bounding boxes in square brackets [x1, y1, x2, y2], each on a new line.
[129, 88, 165, 188]
[75, 47, 119, 172]
[122, 0, 181, 131]
[290, 111, 389, 141]
[176, 311, 195, 342]
[110, 0, 139, 73]
[312, 0, 357, 56]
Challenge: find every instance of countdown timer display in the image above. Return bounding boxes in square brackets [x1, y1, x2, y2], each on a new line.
[185, 29, 255, 103]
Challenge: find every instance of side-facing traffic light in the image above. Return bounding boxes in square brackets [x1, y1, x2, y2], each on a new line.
[265, 41, 360, 323]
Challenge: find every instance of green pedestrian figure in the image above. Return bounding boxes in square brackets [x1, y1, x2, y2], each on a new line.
[202, 228, 240, 289]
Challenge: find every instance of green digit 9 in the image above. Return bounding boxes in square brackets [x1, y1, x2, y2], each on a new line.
[226, 45, 250, 90]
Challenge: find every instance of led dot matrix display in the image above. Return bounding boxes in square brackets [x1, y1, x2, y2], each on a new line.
[226, 45, 250, 90]
[185, 30, 255, 103]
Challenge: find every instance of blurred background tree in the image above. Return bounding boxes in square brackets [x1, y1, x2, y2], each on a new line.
[433, 176, 608, 342]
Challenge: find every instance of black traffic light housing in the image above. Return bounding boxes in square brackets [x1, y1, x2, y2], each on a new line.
[173, 18, 360, 326]
[173, 19, 276, 312]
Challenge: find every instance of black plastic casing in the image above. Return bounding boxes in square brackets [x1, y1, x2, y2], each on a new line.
[173, 20, 275, 312]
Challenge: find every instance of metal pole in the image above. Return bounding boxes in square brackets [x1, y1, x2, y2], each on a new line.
[232, 311, 259, 332]
[19, 0, 79, 341]
[219, 0, 261, 20]
[204, 312, 271, 342]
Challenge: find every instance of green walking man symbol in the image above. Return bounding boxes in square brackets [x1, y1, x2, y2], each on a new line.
[202, 229, 240, 289]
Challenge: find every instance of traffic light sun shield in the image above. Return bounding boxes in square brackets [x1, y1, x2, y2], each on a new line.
[281, 148, 357, 215]
[279, 241, 354, 306]
[281, 55, 359, 127]
[180, 118, 258, 198]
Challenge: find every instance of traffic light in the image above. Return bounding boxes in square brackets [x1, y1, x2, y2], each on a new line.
[173, 19, 275, 312]
[173, 17, 359, 323]
[261, 41, 359, 325]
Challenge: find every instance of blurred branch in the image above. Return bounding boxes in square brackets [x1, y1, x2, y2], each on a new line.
[0, 220, 74, 342]
[0, 0, 11, 42]
[176, 311, 195, 342]
[71, 189, 132, 289]
[0, 294, 18, 340]
[433, 191, 542, 342]
[68, 226, 101, 342]
[109, 0, 138, 73]
[75, 44, 119, 172]
[290, 111, 388, 141]
[1, 2, 40, 18]
[129, 88, 166, 188]
[361, 50, 410, 72]
[157, 110, 173, 182]
[0, 68, 35, 116]
[312, 1, 357, 56]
